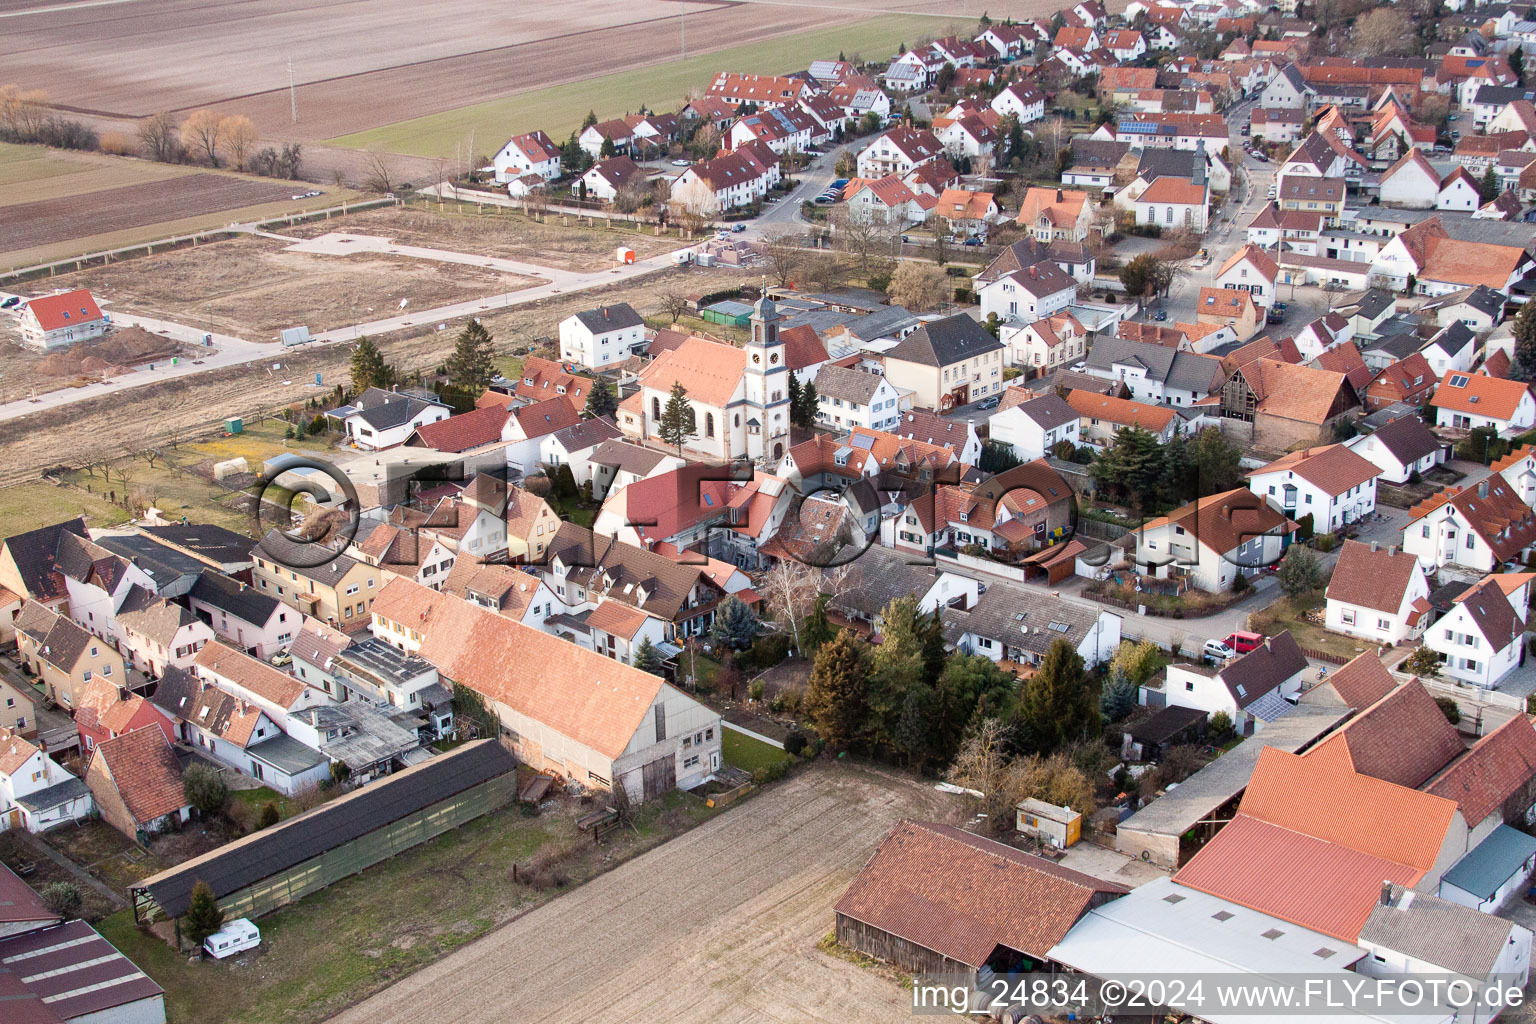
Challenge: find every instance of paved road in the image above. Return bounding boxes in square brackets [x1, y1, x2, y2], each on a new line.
[0, 233, 689, 425]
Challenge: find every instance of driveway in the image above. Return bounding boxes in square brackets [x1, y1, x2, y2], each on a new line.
[326, 763, 964, 1024]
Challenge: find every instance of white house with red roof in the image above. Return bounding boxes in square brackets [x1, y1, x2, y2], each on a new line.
[990, 81, 1047, 124]
[1324, 540, 1431, 646]
[1214, 245, 1278, 311]
[1403, 475, 1536, 573]
[492, 130, 562, 184]
[17, 289, 108, 351]
[1425, 572, 1534, 689]
[1247, 443, 1380, 531]
[1431, 371, 1536, 435]
[856, 126, 945, 179]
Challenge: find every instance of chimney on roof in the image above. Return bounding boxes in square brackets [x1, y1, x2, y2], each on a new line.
[1388, 546, 1397, 557]
[1371, 540, 1379, 552]
[1056, 189, 1064, 202]
[1381, 880, 1394, 907]
[1479, 480, 1490, 499]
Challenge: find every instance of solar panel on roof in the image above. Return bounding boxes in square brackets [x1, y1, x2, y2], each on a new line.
[850, 435, 875, 450]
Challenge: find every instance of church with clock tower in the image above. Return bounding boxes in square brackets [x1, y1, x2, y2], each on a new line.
[622, 296, 794, 465]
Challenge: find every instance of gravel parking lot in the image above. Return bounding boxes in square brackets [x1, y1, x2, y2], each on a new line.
[327, 763, 959, 1024]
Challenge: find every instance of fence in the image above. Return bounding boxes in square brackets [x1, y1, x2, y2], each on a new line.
[1298, 645, 1352, 666]
[1077, 517, 1132, 541]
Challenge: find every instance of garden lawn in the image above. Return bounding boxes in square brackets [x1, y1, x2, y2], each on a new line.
[723, 727, 791, 775]
[1249, 594, 1380, 661]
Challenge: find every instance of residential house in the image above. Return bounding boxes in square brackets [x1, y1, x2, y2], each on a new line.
[587, 440, 684, 502]
[934, 188, 999, 236]
[84, 727, 189, 840]
[1403, 476, 1536, 573]
[1215, 245, 1279, 310]
[115, 587, 213, 677]
[250, 532, 383, 629]
[1371, 215, 1531, 296]
[0, 674, 35, 739]
[491, 130, 561, 185]
[843, 175, 926, 225]
[943, 580, 1121, 669]
[707, 72, 808, 109]
[1000, 311, 1089, 373]
[559, 303, 646, 370]
[988, 391, 1081, 460]
[812, 364, 905, 431]
[1362, 353, 1437, 413]
[578, 119, 633, 158]
[855, 126, 945, 179]
[1431, 371, 1535, 435]
[1195, 287, 1260, 341]
[728, 108, 815, 155]
[1082, 338, 1225, 407]
[1151, 631, 1309, 734]
[1016, 188, 1097, 242]
[0, 727, 91, 832]
[1425, 573, 1533, 688]
[1495, 444, 1536, 507]
[977, 260, 1078, 324]
[1421, 322, 1480, 378]
[1439, 166, 1485, 212]
[579, 156, 645, 204]
[15, 289, 108, 351]
[183, 570, 295, 663]
[342, 388, 451, 451]
[13, 602, 126, 710]
[1134, 488, 1295, 592]
[540, 419, 623, 485]
[990, 81, 1047, 124]
[1066, 390, 1179, 448]
[1345, 415, 1447, 484]
[1324, 540, 1432, 645]
[1259, 64, 1312, 109]
[886, 409, 982, 464]
[1424, 285, 1505, 335]
[881, 313, 1007, 411]
[73, 678, 173, 754]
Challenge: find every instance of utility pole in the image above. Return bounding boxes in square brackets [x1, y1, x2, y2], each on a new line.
[681, 9, 686, 59]
[288, 57, 298, 123]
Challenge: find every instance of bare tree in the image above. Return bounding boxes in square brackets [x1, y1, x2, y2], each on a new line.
[219, 115, 258, 170]
[945, 716, 1010, 796]
[1348, 8, 1415, 57]
[137, 112, 182, 162]
[887, 261, 950, 311]
[759, 230, 808, 288]
[0, 84, 48, 137]
[180, 109, 225, 166]
[657, 291, 691, 324]
[833, 214, 895, 275]
[361, 151, 399, 194]
[761, 560, 848, 653]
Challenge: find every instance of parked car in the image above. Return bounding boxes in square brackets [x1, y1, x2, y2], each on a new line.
[1251, 151, 1268, 162]
[1203, 639, 1234, 663]
[975, 396, 1000, 410]
[0, 296, 20, 309]
[269, 650, 293, 668]
[1152, 310, 1168, 321]
[964, 236, 984, 246]
[731, 223, 746, 232]
[671, 159, 691, 167]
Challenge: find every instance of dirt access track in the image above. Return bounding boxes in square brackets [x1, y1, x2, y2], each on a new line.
[328, 763, 956, 1024]
[2, 0, 913, 141]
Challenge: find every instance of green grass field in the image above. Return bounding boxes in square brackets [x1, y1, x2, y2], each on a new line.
[328, 16, 946, 157]
[723, 727, 792, 775]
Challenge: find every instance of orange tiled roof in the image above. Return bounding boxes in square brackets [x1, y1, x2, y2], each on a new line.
[1430, 371, 1530, 420]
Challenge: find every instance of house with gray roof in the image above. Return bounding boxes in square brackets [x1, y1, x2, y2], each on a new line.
[829, 545, 981, 627]
[559, 302, 647, 370]
[540, 417, 623, 487]
[340, 388, 451, 451]
[188, 569, 297, 660]
[989, 391, 1082, 460]
[1345, 415, 1448, 484]
[1082, 337, 1225, 406]
[813, 364, 906, 431]
[586, 439, 685, 500]
[1360, 882, 1531, 984]
[882, 314, 1007, 412]
[941, 581, 1120, 669]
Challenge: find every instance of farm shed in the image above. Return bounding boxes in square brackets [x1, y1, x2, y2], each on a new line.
[833, 819, 1127, 979]
[130, 740, 517, 932]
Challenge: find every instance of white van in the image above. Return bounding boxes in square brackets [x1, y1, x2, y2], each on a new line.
[204, 919, 261, 959]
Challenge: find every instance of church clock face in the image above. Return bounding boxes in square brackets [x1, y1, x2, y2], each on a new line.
[770, 353, 780, 365]
[752, 353, 762, 364]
